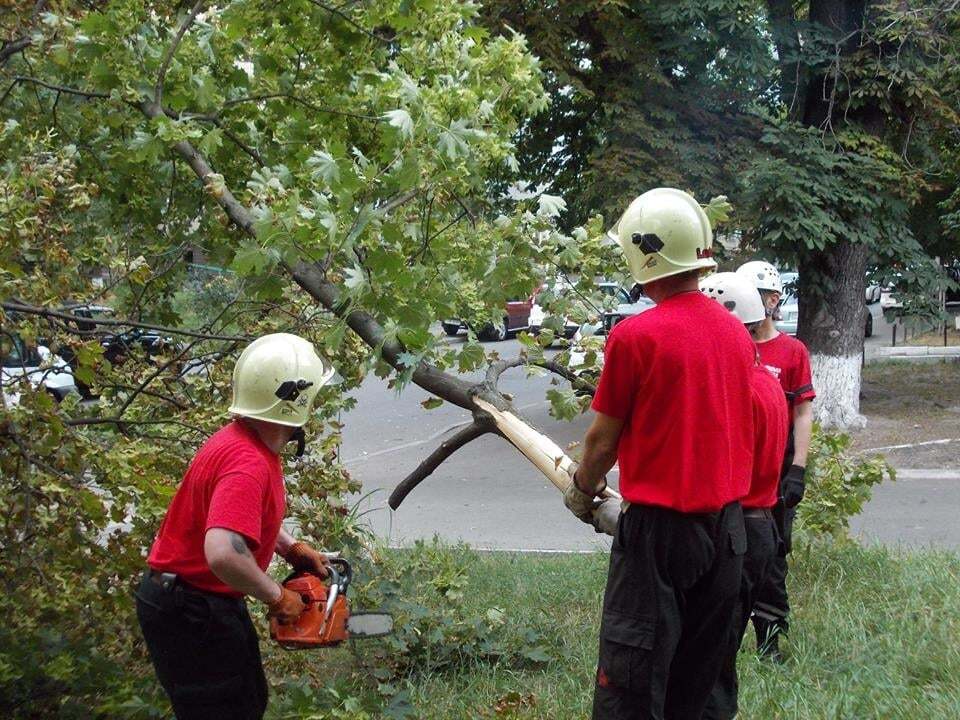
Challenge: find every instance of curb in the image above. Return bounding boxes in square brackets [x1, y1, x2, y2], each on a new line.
[866, 345, 960, 363]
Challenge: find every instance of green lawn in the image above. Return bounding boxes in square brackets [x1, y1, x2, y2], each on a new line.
[265, 542, 960, 720]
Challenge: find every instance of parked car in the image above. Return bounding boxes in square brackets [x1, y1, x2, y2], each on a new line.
[1, 335, 76, 405]
[879, 285, 903, 311]
[776, 290, 873, 338]
[944, 263, 960, 305]
[530, 280, 648, 340]
[441, 294, 538, 342]
[52, 304, 182, 397]
[529, 277, 580, 339]
[565, 283, 655, 392]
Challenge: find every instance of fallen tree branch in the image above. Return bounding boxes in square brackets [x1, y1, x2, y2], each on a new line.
[388, 420, 494, 509]
[485, 357, 525, 384]
[534, 358, 597, 396]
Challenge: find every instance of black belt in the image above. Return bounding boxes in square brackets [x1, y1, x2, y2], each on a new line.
[146, 568, 179, 590]
[743, 507, 774, 519]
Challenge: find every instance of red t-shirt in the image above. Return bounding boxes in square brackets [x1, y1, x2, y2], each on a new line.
[756, 333, 816, 422]
[147, 420, 286, 597]
[591, 291, 755, 513]
[743, 365, 789, 509]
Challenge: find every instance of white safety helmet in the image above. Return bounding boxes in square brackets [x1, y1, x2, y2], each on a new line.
[609, 188, 716, 285]
[700, 272, 766, 325]
[228, 333, 335, 427]
[736, 260, 782, 294]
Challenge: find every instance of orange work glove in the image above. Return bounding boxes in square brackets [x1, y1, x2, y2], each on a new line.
[266, 585, 306, 625]
[283, 542, 329, 578]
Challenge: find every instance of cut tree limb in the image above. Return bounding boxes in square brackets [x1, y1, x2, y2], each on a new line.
[472, 398, 620, 500]
[387, 420, 495, 509]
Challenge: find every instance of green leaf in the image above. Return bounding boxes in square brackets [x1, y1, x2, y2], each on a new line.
[384, 109, 415, 140]
[420, 396, 443, 410]
[307, 150, 340, 185]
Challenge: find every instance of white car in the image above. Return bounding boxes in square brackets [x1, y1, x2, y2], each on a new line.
[1, 337, 76, 406]
[879, 286, 903, 310]
[566, 284, 655, 391]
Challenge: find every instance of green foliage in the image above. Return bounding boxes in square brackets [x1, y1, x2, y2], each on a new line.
[797, 427, 895, 540]
[352, 540, 557, 680]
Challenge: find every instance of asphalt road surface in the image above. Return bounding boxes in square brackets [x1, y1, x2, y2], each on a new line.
[342, 330, 960, 551]
[341, 336, 611, 552]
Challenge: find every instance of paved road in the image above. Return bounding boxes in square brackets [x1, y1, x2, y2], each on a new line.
[850, 468, 960, 549]
[342, 336, 611, 552]
[341, 332, 960, 551]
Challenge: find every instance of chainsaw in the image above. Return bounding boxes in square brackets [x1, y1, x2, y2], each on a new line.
[270, 557, 393, 648]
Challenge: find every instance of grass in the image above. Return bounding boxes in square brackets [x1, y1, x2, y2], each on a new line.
[267, 542, 960, 720]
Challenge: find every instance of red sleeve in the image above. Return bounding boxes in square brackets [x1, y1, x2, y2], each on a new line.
[591, 325, 638, 420]
[206, 469, 266, 549]
[790, 343, 816, 404]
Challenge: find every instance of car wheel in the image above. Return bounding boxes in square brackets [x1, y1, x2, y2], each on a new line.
[480, 320, 508, 342]
[441, 322, 461, 337]
[865, 309, 874, 338]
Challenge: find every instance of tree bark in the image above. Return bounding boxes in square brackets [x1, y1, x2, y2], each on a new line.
[789, 0, 882, 429]
[797, 242, 869, 428]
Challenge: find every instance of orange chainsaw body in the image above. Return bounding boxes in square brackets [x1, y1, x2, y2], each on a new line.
[269, 573, 351, 648]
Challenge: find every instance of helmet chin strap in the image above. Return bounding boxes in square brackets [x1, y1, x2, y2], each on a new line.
[290, 427, 306, 457]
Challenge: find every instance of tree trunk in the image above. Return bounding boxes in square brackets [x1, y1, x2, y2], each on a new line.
[797, 242, 869, 428]
[790, 0, 881, 429]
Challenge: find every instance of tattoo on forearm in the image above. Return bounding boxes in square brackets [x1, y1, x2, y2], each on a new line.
[230, 533, 250, 556]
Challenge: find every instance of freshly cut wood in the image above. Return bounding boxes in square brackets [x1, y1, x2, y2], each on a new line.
[472, 398, 621, 500]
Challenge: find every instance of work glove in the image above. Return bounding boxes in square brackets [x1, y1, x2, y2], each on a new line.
[563, 466, 605, 524]
[283, 541, 330, 578]
[267, 585, 306, 625]
[591, 498, 622, 537]
[781, 465, 806, 509]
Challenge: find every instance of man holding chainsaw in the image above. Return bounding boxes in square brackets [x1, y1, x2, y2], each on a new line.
[700, 272, 789, 720]
[564, 188, 754, 720]
[136, 333, 334, 720]
[736, 260, 816, 661]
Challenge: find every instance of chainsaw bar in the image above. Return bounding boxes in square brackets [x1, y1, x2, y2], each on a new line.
[347, 612, 393, 638]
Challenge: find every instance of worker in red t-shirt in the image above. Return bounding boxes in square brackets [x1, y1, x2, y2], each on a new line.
[135, 333, 335, 719]
[563, 188, 754, 720]
[700, 273, 789, 720]
[737, 261, 817, 661]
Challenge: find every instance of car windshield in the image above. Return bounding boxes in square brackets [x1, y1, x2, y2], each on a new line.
[1, 336, 42, 368]
[599, 284, 631, 304]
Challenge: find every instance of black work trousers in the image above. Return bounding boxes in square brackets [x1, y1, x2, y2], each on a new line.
[135, 572, 268, 720]
[702, 511, 779, 720]
[751, 503, 795, 641]
[592, 501, 746, 720]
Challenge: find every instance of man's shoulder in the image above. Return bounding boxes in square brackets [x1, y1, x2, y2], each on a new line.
[776, 332, 811, 357]
[196, 423, 273, 473]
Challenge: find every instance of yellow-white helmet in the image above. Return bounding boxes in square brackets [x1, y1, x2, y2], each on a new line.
[736, 260, 782, 294]
[610, 188, 716, 285]
[700, 272, 766, 325]
[228, 333, 334, 427]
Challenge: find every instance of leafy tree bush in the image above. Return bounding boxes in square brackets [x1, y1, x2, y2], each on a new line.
[797, 427, 894, 541]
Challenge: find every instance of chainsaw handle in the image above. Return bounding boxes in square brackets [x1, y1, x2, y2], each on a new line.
[328, 557, 351, 593]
